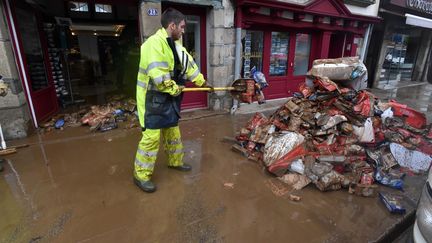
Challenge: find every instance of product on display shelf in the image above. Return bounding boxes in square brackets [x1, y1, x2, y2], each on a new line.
[43, 23, 70, 101]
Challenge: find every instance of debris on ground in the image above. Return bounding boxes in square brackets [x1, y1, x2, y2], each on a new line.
[231, 57, 432, 199]
[288, 194, 301, 201]
[0, 148, 16, 156]
[39, 95, 138, 133]
[0, 75, 8, 97]
[264, 178, 291, 197]
[223, 182, 235, 189]
[0, 144, 29, 156]
[379, 191, 406, 214]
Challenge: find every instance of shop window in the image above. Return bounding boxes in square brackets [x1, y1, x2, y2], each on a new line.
[380, 29, 421, 88]
[293, 33, 311, 76]
[269, 32, 289, 76]
[69, 1, 89, 12]
[243, 31, 263, 77]
[14, 8, 49, 92]
[184, 15, 200, 69]
[95, 4, 112, 13]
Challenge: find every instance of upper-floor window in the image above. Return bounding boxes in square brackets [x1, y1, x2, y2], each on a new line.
[95, 4, 112, 13]
[70, 1, 89, 12]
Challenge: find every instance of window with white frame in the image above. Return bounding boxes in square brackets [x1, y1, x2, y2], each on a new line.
[69, 1, 89, 12]
[95, 4, 112, 13]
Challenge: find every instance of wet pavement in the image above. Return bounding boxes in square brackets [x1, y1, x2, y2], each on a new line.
[1, 83, 431, 243]
[371, 82, 432, 121]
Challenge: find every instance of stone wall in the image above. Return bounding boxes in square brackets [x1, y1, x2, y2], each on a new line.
[207, 0, 236, 110]
[0, 2, 31, 140]
[139, 1, 162, 42]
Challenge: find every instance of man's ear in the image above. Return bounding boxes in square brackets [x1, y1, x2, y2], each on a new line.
[168, 22, 176, 30]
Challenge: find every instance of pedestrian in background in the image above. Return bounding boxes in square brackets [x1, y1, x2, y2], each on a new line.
[133, 8, 210, 192]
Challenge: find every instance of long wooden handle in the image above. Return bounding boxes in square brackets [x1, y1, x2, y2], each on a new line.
[182, 87, 235, 92]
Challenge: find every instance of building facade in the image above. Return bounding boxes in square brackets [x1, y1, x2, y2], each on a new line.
[366, 0, 432, 88]
[235, 0, 380, 100]
[0, 0, 237, 139]
[0, 0, 380, 139]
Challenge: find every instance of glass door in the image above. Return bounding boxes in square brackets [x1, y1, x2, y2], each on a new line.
[263, 31, 312, 99]
[293, 33, 311, 77]
[183, 15, 201, 69]
[263, 31, 290, 99]
[269, 32, 289, 76]
[179, 13, 207, 109]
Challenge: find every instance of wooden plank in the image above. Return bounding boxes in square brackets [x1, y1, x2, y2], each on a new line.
[0, 148, 17, 155]
[8, 144, 29, 150]
[220, 136, 237, 144]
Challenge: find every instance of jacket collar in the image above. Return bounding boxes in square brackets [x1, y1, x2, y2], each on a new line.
[156, 28, 169, 39]
[156, 27, 183, 46]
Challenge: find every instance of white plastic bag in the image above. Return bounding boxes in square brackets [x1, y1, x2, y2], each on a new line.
[390, 143, 432, 172]
[263, 132, 304, 166]
[381, 107, 394, 121]
[353, 118, 375, 143]
[289, 159, 305, 175]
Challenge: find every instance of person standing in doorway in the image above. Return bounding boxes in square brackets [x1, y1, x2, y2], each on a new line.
[133, 8, 210, 193]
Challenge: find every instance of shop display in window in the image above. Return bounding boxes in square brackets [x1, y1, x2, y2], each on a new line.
[44, 23, 68, 99]
[379, 30, 420, 88]
[28, 59, 48, 91]
[269, 32, 289, 76]
[243, 31, 263, 78]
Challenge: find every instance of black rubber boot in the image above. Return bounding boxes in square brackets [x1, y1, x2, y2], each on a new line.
[168, 163, 192, 172]
[133, 178, 156, 193]
[0, 158, 4, 172]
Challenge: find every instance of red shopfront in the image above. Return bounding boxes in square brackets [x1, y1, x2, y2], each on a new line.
[236, 0, 380, 100]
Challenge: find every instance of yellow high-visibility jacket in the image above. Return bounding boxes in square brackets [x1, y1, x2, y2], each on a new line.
[136, 28, 205, 129]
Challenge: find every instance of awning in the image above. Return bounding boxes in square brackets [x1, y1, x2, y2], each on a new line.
[405, 13, 432, 29]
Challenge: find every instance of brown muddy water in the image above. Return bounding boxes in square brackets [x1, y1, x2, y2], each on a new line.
[0, 113, 423, 243]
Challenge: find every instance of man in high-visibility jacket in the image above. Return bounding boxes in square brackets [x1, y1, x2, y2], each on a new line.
[133, 8, 208, 192]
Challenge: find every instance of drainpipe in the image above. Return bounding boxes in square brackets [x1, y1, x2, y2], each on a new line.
[231, 7, 242, 115]
[0, 124, 6, 149]
[341, 34, 347, 57]
[360, 24, 373, 62]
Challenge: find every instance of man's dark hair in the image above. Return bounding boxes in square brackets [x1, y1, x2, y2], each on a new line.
[161, 8, 185, 28]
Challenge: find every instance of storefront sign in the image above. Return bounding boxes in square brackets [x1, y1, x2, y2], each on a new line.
[408, 0, 432, 14]
[147, 8, 158, 16]
[390, 0, 432, 15]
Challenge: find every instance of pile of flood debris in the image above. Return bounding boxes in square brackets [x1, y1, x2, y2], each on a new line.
[40, 95, 139, 132]
[233, 57, 432, 199]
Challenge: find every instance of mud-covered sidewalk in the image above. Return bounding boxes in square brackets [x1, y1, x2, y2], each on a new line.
[0, 107, 427, 242]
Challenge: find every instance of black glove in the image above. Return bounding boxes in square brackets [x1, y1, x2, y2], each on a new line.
[201, 82, 214, 92]
[173, 85, 185, 97]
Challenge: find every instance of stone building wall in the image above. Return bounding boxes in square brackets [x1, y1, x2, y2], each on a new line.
[0, 1, 31, 140]
[206, 0, 236, 110]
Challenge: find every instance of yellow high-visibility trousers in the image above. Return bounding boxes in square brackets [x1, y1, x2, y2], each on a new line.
[134, 125, 184, 181]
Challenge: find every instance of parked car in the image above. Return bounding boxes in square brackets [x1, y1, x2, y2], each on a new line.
[413, 167, 432, 242]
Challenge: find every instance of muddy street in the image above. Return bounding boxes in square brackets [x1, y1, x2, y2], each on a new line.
[0, 113, 424, 243]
